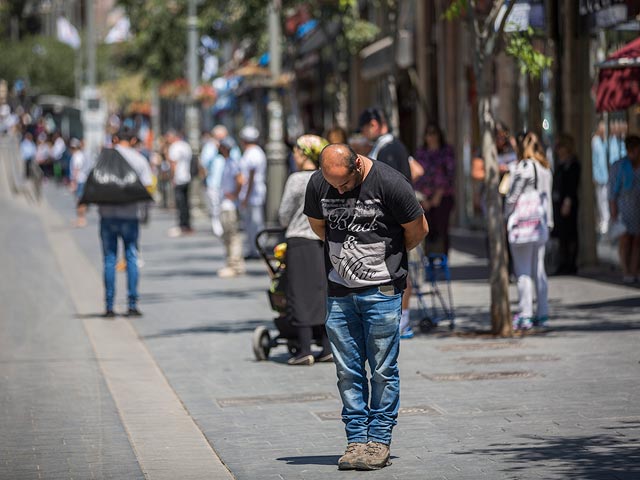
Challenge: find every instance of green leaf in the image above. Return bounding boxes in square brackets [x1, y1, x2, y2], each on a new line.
[505, 29, 553, 78]
[442, 0, 468, 21]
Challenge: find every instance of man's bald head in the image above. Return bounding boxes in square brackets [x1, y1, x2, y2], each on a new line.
[319, 143, 358, 172]
[320, 143, 365, 195]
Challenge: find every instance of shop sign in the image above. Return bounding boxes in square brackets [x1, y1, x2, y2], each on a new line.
[595, 4, 629, 27]
[579, 0, 627, 15]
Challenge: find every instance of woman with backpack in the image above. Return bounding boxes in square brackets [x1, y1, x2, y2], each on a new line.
[505, 132, 554, 331]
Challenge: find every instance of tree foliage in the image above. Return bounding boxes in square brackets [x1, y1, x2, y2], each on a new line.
[0, 36, 76, 97]
[115, 0, 384, 82]
[443, 0, 552, 77]
[506, 27, 553, 78]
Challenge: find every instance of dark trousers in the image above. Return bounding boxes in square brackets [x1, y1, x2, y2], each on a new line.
[174, 182, 191, 229]
[424, 196, 455, 255]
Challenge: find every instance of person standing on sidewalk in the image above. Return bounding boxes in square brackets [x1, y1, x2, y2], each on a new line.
[414, 124, 456, 256]
[304, 143, 428, 470]
[166, 130, 193, 237]
[358, 107, 411, 181]
[217, 138, 246, 278]
[552, 134, 580, 275]
[98, 128, 153, 317]
[278, 134, 331, 366]
[238, 126, 266, 259]
[592, 120, 609, 235]
[609, 135, 640, 284]
[506, 132, 554, 330]
[69, 138, 89, 228]
[200, 128, 224, 236]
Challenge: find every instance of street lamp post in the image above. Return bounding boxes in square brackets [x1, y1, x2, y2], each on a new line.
[186, 0, 205, 214]
[265, 0, 288, 225]
[186, 0, 200, 155]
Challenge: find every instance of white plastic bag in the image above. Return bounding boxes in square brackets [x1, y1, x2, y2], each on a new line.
[607, 219, 627, 244]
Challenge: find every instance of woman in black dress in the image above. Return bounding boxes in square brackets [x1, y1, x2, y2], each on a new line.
[278, 135, 331, 365]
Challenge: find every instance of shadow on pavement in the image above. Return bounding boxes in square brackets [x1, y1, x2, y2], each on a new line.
[276, 455, 341, 466]
[140, 288, 264, 304]
[453, 428, 640, 480]
[571, 296, 640, 310]
[142, 319, 269, 338]
[448, 264, 490, 282]
[144, 268, 267, 279]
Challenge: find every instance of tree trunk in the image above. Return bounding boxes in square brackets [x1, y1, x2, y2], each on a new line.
[479, 92, 512, 336]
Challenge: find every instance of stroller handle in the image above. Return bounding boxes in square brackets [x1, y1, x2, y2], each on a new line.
[255, 227, 287, 276]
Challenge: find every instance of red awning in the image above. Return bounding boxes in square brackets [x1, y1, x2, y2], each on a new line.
[596, 36, 640, 113]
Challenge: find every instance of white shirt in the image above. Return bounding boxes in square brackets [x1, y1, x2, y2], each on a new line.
[168, 139, 192, 185]
[51, 137, 67, 161]
[71, 150, 89, 183]
[240, 144, 266, 206]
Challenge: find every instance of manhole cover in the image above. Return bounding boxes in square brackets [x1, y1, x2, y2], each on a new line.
[438, 342, 526, 352]
[421, 371, 540, 381]
[217, 392, 335, 408]
[313, 405, 442, 421]
[459, 355, 560, 365]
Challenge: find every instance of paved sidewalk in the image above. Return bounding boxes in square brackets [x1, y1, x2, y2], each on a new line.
[3, 178, 640, 479]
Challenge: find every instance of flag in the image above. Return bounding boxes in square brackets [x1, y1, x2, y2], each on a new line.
[56, 17, 81, 50]
[104, 16, 131, 44]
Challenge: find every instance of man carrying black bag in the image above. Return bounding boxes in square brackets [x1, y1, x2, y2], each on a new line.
[80, 127, 153, 317]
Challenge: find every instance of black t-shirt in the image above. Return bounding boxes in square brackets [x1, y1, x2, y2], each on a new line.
[377, 138, 411, 181]
[304, 160, 423, 296]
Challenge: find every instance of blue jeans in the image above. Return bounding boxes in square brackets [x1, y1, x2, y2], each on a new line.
[325, 287, 402, 445]
[100, 218, 140, 311]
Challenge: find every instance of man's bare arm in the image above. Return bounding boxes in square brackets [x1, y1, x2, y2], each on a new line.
[307, 216, 326, 240]
[402, 214, 429, 251]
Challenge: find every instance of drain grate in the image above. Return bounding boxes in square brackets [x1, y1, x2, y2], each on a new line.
[437, 342, 526, 352]
[459, 355, 560, 365]
[421, 371, 540, 381]
[217, 392, 335, 408]
[313, 405, 442, 421]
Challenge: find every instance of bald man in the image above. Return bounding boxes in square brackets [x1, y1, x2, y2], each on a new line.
[304, 144, 428, 470]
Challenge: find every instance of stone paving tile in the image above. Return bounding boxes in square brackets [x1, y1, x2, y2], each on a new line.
[38, 184, 640, 479]
[0, 193, 144, 480]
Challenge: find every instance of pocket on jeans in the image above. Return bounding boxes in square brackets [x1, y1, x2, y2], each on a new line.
[378, 285, 399, 297]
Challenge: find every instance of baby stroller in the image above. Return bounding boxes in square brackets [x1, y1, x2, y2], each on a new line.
[251, 227, 325, 361]
[408, 246, 456, 333]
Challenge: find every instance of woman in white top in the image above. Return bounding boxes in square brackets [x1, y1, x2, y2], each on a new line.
[505, 132, 554, 331]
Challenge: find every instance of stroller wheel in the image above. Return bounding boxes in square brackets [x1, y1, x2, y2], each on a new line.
[419, 317, 436, 334]
[252, 326, 272, 361]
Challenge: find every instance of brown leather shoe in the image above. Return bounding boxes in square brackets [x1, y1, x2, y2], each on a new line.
[354, 441, 391, 470]
[338, 443, 367, 470]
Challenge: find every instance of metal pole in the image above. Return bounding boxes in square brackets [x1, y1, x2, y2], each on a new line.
[85, 0, 96, 88]
[186, 0, 200, 154]
[186, 0, 205, 215]
[265, 0, 288, 225]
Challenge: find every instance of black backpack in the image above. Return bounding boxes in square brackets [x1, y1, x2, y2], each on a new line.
[79, 148, 153, 205]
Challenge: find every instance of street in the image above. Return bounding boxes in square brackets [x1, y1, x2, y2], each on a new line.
[1, 176, 639, 480]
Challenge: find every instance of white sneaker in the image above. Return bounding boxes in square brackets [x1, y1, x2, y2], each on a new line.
[218, 266, 245, 278]
[167, 226, 182, 238]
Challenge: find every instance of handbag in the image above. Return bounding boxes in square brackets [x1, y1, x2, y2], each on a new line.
[607, 218, 627, 244]
[507, 161, 548, 244]
[79, 148, 153, 205]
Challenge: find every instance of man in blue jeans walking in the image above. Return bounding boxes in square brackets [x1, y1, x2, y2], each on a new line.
[98, 128, 153, 317]
[304, 144, 428, 470]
